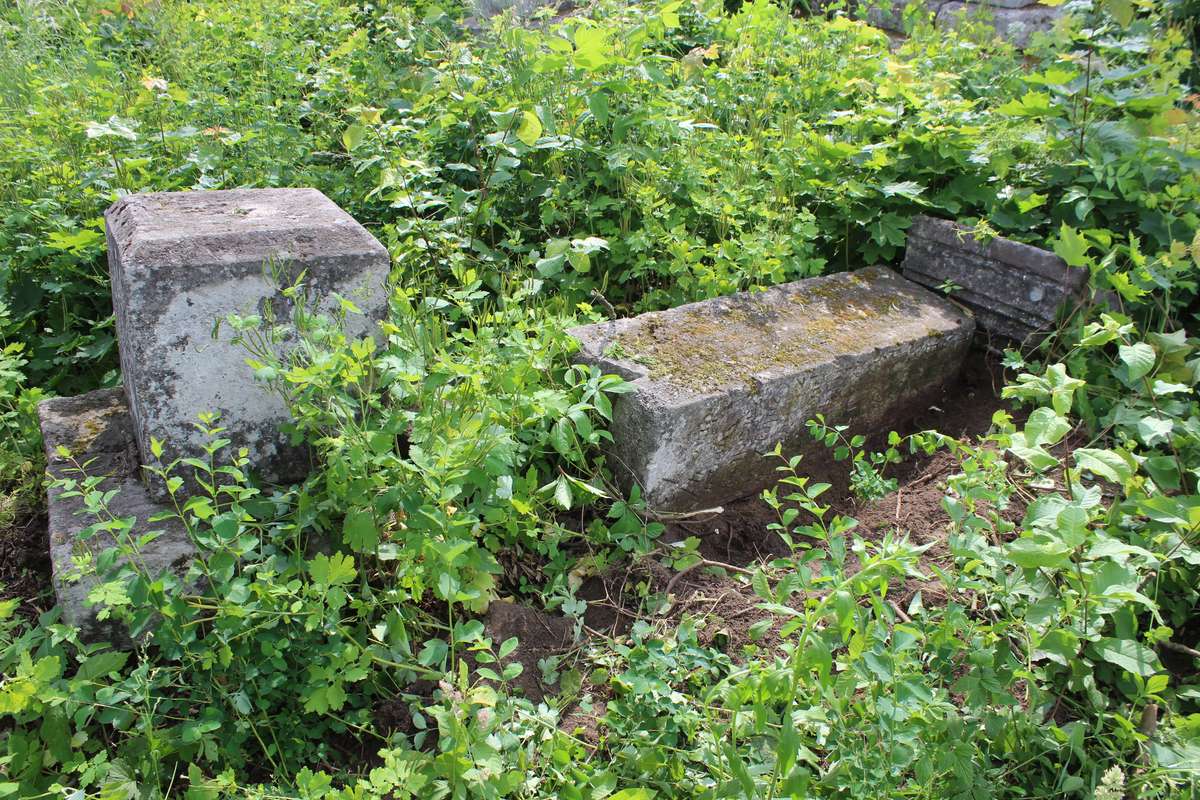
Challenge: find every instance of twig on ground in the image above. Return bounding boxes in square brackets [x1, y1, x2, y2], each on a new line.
[663, 557, 755, 601]
[1160, 640, 1200, 659]
[888, 599, 912, 624]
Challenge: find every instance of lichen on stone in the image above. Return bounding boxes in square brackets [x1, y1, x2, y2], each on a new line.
[613, 269, 922, 394]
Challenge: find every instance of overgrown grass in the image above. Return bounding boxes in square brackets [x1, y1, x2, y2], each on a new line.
[1, 0, 1199, 797]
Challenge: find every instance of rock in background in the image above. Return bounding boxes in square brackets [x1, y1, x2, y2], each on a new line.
[865, 0, 1065, 47]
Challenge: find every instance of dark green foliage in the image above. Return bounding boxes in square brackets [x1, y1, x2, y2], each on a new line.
[0, 0, 1198, 797]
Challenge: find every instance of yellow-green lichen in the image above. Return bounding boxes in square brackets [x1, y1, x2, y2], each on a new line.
[69, 403, 125, 455]
[614, 272, 923, 394]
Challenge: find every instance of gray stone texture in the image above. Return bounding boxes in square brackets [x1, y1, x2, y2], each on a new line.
[902, 215, 1088, 342]
[38, 389, 194, 643]
[865, 0, 1061, 46]
[936, 1, 1063, 47]
[106, 189, 390, 498]
[467, 0, 574, 28]
[570, 267, 974, 512]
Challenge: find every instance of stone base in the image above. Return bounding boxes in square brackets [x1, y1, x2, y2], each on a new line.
[570, 267, 974, 512]
[902, 216, 1087, 342]
[38, 389, 194, 643]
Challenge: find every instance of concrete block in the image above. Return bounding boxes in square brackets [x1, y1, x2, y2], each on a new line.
[902, 216, 1087, 342]
[570, 267, 974, 511]
[38, 389, 194, 643]
[105, 189, 390, 497]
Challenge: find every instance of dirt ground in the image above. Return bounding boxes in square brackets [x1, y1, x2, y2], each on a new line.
[0, 504, 51, 620]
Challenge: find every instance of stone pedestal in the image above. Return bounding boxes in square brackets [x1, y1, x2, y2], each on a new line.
[38, 389, 194, 642]
[105, 189, 390, 498]
[39, 189, 392, 641]
[570, 267, 974, 511]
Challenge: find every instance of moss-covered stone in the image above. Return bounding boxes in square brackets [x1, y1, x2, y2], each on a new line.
[570, 267, 974, 511]
[612, 267, 918, 394]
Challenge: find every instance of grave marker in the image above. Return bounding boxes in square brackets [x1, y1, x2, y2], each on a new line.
[105, 188, 390, 497]
[570, 267, 974, 511]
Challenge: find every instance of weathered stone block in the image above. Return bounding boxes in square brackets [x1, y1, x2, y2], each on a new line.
[38, 389, 194, 642]
[935, 1, 1063, 46]
[106, 189, 390, 497]
[902, 216, 1087, 342]
[864, 0, 1058, 44]
[570, 267, 974, 511]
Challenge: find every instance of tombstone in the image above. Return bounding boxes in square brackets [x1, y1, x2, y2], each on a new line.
[40, 188, 390, 641]
[901, 215, 1088, 342]
[106, 188, 391, 498]
[570, 267, 974, 511]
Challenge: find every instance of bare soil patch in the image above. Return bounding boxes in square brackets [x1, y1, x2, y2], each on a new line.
[0, 505, 51, 620]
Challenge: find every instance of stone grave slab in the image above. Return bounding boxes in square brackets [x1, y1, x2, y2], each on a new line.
[901, 215, 1087, 342]
[38, 389, 194, 642]
[570, 267, 974, 511]
[106, 188, 390, 498]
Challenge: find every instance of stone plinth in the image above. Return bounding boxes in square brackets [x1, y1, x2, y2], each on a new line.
[902, 216, 1087, 342]
[38, 389, 194, 642]
[105, 189, 390, 498]
[570, 267, 974, 511]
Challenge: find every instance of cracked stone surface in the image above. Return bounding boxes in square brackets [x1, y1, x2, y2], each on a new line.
[570, 267, 974, 512]
[902, 215, 1088, 342]
[106, 188, 390, 499]
[38, 389, 195, 643]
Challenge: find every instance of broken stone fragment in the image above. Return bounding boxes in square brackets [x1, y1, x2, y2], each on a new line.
[570, 266, 974, 512]
[105, 188, 391, 500]
[38, 388, 194, 643]
[901, 215, 1088, 342]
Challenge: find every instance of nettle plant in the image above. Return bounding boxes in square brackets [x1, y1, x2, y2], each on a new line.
[0, 276, 637, 798]
[6, 435, 395, 794]
[223, 274, 635, 610]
